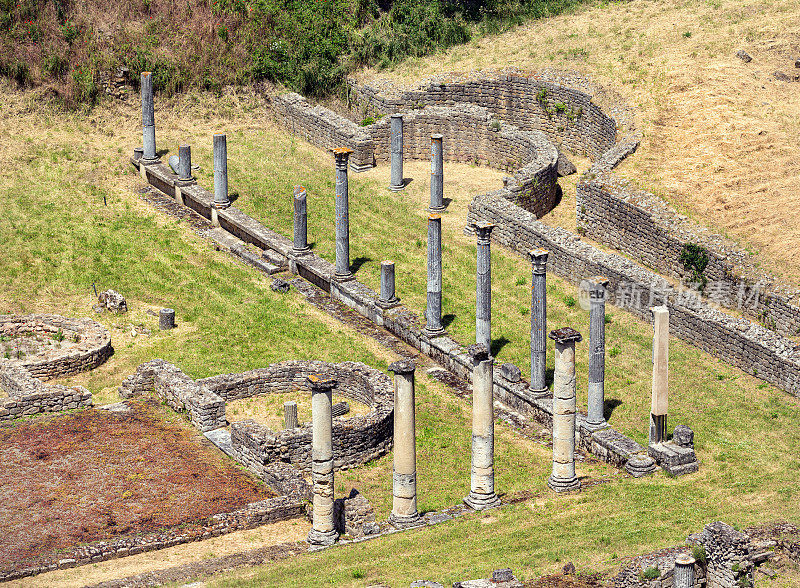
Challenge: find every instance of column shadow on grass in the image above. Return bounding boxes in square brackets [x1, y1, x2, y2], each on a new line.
[490, 336, 510, 357]
[603, 399, 623, 421]
[441, 314, 456, 329]
[350, 256, 372, 273]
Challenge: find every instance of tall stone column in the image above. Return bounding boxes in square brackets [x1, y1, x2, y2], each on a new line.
[333, 147, 354, 280]
[464, 344, 500, 510]
[211, 133, 230, 227]
[389, 359, 420, 527]
[674, 554, 696, 588]
[140, 72, 158, 164]
[529, 249, 549, 395]
[388, 114, 405, 191]
[473, 222, 494, 353]
[429, 134, 444, 211]
[547, 327, 582, 493]
[585, 276, 610, 430]
[426, 214, 445, 336]
[293, 185, 310, 254]
[650, 305, 669, 444]
[307, 375, 339, 546]
[378, 261, 400, 308]
[284, 400, 298, 429]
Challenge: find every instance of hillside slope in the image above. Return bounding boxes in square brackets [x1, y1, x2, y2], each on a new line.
[357, 0, 800, 284]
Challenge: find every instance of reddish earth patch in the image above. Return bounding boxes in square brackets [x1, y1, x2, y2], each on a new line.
[0, 398, 275, 573]
[524, 573, 605, 587]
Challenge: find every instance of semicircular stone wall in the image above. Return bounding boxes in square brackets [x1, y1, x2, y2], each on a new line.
[199, 360, 394, 473]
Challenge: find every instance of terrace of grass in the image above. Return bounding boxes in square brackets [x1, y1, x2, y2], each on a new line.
[1, 83, 798, 587]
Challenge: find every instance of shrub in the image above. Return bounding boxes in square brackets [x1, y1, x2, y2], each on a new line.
[52, 329, 65, 342]
[71, 63, 98, 104]
[360, 116, 375, 126]
[61, 20, 78, 44]
[679, 243, 709, 291]
[641, 566, 660, 580]
[692, 545, 707, 564]
[43, 54, 69, 77]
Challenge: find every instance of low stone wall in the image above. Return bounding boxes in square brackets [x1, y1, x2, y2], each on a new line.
[119, 359, 226, 432]
[346, 69, 630, 160]
[0, 363, 92, 421]
[0, 314, 112, 381]
[272, 93, 559, 217]
[227, 361, 394, 473]
[467, 191, 800, 397]
[576, 170, 800, 337]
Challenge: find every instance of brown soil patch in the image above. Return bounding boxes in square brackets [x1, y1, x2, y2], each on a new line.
[0, 398, 275, 574]
[226, 392, 371, 430]
[523, 573, 604, 588]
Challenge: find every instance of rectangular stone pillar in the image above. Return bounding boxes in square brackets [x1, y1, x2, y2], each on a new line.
[388, 359, 420, 528]
[585, 276, 610, 430]
[388, 114, 404, 191]
[464, 344, 500, 510]
[650, 305, 669, 445]
[429, 134, 444, 211]
[426, 214, 445, 336]
[529, 249, 549, 395]
[548, 327, 582, 493]
[307, 375, 339, 546]
[140, 72, 158, 164]
[333, 147, 354, 280]
[378, 261, 400, 308]
[293, 185, 310, 254]
[473, 222, 494, 353]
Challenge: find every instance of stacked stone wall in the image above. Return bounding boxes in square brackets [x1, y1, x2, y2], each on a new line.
[0, 314, 112, 381]
[577, 171, 800, 337]
[227, 361, 394, 473]
[0, 362, 92, 421]
[346, 69, 627, 160]
[467, 191, 800, 397]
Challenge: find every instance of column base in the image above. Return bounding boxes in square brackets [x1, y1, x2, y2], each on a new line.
[388, 184, 406, 192]
[174, 177, 196, 186]
[624, 454, 658, 478]
[140, 157, 161, 166]
[388, 512, 422, 529]
[307, 528, 339, 546]
[334, 271, 355, 282]
[349, 162, 374, 173]
[581, 420, 609, 433]
[463, 492, 501, 511]
[428, 205, 446, 213]
[212, 201, 231, 210]
[291, 246, 311, 256]
[376, 297, 401, 310]
[529, 386, 550, 398]
[547, 475, 580, 493]
[424, 326, 447, 338]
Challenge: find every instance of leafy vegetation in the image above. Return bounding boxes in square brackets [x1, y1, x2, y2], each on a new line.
[679, 243, 709, 291]
[0, 0, 592, 103]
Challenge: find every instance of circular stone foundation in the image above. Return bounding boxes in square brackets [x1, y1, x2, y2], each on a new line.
[199, 360, 394, 472]
[0, 314, 113, 381]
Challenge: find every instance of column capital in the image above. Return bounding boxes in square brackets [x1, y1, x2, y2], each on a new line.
[586, 275, 610, 301]
[549, 327, 582, 345]
[390, 113, 403, 120]
[428, 213, 442, 222]
[431, 133, 443, 141]
[293, 185, 306, 198]
[529, 249, 549, 274]
[388, 359, 415, 374]
[472, 221, 495, 244]
[468, 343, 491, 362]
[333, 147, 353, 167]
[307, 374, 337, 392]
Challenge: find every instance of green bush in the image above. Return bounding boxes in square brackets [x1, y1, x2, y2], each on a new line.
[61, 20, 78, 43]
[641, 566, 660, 580]
[71, 63, 98, 104]
[679, 243, 709, 290]
[43, 54, 69, 77]
[692, 545, 707, 564]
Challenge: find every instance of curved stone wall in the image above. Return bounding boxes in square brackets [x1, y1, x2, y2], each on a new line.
[0, 314, 112, 381]
[220, 361, 394, 473]
[347, 69, 631, 160]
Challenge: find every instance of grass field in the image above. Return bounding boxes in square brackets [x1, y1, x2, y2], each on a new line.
[357, 0, 800, 286]
[2, 81, 800, 586]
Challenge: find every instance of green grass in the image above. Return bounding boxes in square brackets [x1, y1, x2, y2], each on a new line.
[2, 86, 800, 586]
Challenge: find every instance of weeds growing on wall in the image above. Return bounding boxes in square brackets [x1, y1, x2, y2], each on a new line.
[0, 0, 593, 105]
[679, 243, 709, 291]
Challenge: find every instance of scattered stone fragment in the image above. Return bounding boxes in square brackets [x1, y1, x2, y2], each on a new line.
[556, 151, 577, 176]
[562, 562, 576, 575]
[98, 289, 127, 313]
[673, 424, 694, 448]
[270, 278, 290, 293]
[736, 50, 752, 62]
[772, 71, 792, 82]
[499, 363, 521, 383]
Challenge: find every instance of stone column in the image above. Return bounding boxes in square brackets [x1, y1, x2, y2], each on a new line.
[585, 276, 610, 430]
[674, 554, 696, 588]
[178, 143, 192, 181]
[293, 185, 310, 254]
[529, 249, 549, 395]
[284, 400, 298, 429]
[464, 344, 500, 510]
[547, 327, 582, 493]
[140, 72, 158, 164]
[429, 134, 444, 211]
[426, 214, 445, 336]
[158, 308, 175, 330]
[388, 114, 404, 191]
[307, 375, 339, 546]
[378, 261, 400, 308]
[333, 147, 354, 280]
[389, 359, 420, 527]
[650, 305, 669, 444]
[211, 133, 230, 227]
[473, 222, 494, 352]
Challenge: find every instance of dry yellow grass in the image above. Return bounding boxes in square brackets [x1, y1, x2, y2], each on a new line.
[226, 392, 372, 429]
[358, 0, 800, 282]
